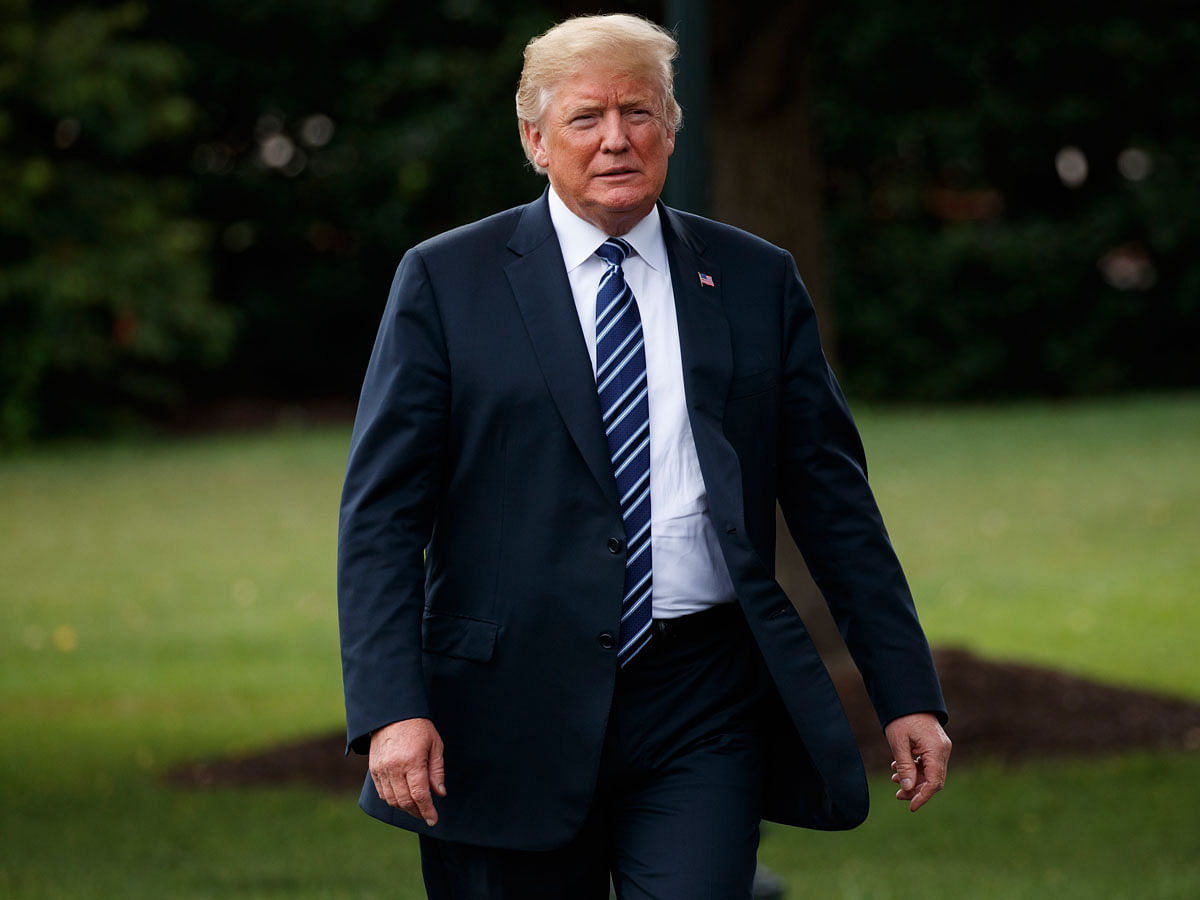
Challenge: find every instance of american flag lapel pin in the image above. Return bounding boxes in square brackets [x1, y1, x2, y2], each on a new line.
[698, 272, 715, 287]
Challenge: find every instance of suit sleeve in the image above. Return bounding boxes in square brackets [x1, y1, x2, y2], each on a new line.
[337, 249, 449, 754]
[774, 252, 947, 727]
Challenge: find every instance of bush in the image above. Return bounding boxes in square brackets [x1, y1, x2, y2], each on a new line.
[0, 2, 234, 443]
[811, 3, 1200, 399]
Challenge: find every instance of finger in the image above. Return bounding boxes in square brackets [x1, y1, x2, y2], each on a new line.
[371, 767, 398, 808]
[910, 751, 949, 810]
[907, 775, 938, 812]
[392, 775, 418, 816]
[429, 740, 447, 798]
[405, 764, 438, 826]
[919, 742, 950, 792]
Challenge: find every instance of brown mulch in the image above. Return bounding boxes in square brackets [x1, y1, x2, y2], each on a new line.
[167, 647, 1200, 792]
[165, 397, 356, 435]
[845, 647, 1200, 769]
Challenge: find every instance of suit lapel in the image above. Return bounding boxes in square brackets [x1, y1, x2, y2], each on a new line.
[660, 204, 753, 547]
[502, 198, 736, 510]
[660, 205, 733, 431]
[504, 194, 618, 506]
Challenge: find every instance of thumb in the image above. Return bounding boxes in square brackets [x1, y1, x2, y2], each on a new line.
[893, 756, 916, 791]
[889, 736, 917, 791]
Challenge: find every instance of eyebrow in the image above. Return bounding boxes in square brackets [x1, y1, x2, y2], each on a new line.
[561, 98, 658, 118]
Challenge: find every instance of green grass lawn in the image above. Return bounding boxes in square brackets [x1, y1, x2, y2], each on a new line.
[857, 393, 1200, 701]
[2, 394, 1198, 898]
[758, 752, 1200, 900]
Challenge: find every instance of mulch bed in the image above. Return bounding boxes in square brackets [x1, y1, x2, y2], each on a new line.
[845, 647, 1200, 769]
[167, 647, 1200, 792]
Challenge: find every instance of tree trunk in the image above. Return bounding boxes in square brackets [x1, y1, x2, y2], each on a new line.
[709, 0, 836, 358]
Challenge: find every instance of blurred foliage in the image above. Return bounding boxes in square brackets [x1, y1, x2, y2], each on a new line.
[811, 2, 1200, 400]
[0, 0, 550, 443]
[150, 0, 550, 405]
[0, 0, 233, 442]
[3, 1, 1199, 441]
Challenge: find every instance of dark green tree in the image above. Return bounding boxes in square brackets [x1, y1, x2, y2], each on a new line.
[6, 0, 1199, 442]
[0, 0, 555, 441]
[810, 2, 1200, 399]
[149, 0, 551, 404]
[0, 0, 234, 442]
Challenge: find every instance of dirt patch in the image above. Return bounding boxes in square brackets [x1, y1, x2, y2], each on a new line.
[846, 647, 1200, 769]
[164, 397, 356, 435]
[167, 647, 1200, 793]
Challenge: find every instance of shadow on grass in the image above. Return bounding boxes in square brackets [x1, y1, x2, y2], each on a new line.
[167, 646, 1200, 793]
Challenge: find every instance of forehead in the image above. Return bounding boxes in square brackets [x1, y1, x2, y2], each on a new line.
[551, 66, 659, 109]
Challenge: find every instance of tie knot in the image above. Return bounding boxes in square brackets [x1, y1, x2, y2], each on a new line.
[596, 237, 632, 267]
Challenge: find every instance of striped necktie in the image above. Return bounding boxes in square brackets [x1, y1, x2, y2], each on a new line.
[594, 237, 653, 666]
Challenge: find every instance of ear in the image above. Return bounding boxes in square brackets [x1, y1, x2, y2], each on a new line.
[523, 120, 551, 170]
[665, 126, 676, 158]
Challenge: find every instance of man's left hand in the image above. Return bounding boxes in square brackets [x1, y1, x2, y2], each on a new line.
[885, 712, 951, 812]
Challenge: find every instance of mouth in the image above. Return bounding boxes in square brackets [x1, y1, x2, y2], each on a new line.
[596, 168, 639, 178]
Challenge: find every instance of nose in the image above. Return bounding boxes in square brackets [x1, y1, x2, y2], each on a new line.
[599, 110, 630, 152]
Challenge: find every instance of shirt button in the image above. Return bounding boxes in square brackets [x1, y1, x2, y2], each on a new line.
[598, 633, 616, 650]
[607, 537, 624, 554]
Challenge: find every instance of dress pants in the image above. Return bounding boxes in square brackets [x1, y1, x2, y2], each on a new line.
[419, 603, 767, 900]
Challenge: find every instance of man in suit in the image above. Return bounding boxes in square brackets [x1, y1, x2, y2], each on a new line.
[338, 12, 950, 899]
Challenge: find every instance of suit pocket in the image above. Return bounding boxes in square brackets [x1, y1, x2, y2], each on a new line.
[727, 369, 778, 400]
[421, 610, 498, 662]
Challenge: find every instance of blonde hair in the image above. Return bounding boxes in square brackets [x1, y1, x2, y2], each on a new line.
[516, 14, 682, 173]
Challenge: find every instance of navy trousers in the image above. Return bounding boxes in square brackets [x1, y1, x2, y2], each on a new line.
[419, 604, 767, 899]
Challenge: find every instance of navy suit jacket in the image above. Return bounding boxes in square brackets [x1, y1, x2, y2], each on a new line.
[337, 191, 946, 850]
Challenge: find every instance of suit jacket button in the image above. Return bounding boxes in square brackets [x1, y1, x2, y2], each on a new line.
[598, 633, 616, 650]
[607, 537, 624, 554]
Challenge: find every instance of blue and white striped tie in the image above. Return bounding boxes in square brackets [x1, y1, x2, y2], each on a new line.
[594, 238, 653, 666]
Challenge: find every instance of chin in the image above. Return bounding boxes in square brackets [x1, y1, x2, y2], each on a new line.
[594, 191, 652, 215]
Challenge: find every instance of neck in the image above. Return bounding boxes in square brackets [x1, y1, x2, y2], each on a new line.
[549, 188, 656, 237]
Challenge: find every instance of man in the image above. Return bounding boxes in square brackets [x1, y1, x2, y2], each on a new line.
[338, 13, 950, 899]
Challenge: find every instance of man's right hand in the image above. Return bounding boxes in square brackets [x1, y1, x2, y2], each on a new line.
[368, 718, 447, 826]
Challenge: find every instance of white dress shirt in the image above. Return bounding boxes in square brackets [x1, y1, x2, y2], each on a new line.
[547, 187, 737, 618]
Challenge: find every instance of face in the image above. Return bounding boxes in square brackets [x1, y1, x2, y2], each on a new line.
[523, 66, 675, 235]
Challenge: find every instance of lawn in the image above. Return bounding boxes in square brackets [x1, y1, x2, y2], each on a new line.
[2, 394, 1198, 898]
[858, 393, 1200, 701]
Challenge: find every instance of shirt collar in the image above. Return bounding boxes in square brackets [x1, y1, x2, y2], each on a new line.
[547, 185, 668, 274]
